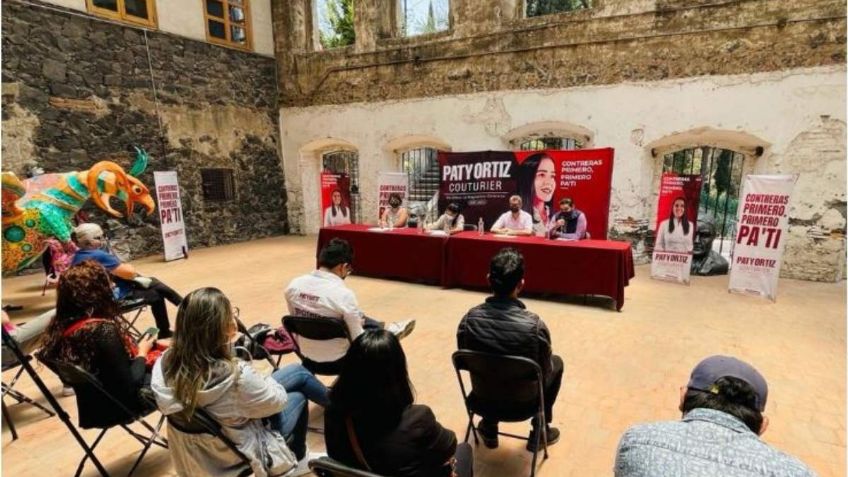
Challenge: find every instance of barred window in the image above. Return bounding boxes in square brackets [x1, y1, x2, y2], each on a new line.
[201, 168, 236, 202]
[518, 136, 583, 150]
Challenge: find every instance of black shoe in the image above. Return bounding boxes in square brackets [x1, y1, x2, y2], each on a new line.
[477, 422, 499, 449]
[526, 426, 560, 452]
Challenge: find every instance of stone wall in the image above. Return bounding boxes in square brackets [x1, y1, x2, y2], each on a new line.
[272, 0, 845, 107]
[2, 0, 287, 261]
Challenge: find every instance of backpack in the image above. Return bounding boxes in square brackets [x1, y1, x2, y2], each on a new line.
[234, 323, 295, 361]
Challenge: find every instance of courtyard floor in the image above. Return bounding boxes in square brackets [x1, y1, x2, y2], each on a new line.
[1, 235, 845, 476]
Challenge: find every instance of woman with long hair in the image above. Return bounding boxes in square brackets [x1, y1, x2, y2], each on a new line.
[325, 330, 472, 477]
[654, 196, 694, 253]
[151, 287, 328, 477]
[517, 153, 557, 237]
[323, 189, 352, 227]
[38, 260, 161, 428]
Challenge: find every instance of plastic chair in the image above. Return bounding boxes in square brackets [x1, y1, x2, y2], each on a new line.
[452, 350, 549, 477]
[44, 359, 168, 477]
[282, 315, 351, 376]
[309, 456, 387, 477]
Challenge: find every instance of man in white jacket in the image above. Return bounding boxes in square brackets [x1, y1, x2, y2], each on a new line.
[285, 238, 415, 364]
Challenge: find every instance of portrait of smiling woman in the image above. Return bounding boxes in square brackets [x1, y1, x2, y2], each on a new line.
[517, 153, 557, 237]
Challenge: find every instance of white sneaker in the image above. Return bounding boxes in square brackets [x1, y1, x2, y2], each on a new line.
[61, 386, 75, 397]
[289, 448, 327, 476]
[385, 319, 416, 340]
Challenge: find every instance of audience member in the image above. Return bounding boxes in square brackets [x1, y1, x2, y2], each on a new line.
[152, 287, 328, 477]
[38, 261, 161, 428]
[380, 193, 409, 228]
[285, 238, 415, 364]
[457, 247, 563, 451]
[548, 197, 588, 240]
[326, 330, 472, 477]
[2, 309, 74, 396]
[491, 195, 534, 236]
[427, 203, 465, 234]
[614, 355, 816, 477]
[72, 223, 182, 338]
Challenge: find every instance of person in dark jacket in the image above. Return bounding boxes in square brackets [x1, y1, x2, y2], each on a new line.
[457, 247, 564, 451]
[38, 260, 162, 428]
[325, 330, 473, 477]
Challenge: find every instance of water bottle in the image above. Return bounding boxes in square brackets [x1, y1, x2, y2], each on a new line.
[388, 215, 394, 231]
[417, 218, 424, 234]
[478, 217, 484, 236]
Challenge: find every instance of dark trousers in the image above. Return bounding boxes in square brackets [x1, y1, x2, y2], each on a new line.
[480, 355, 564, 432]
[454, 442, 473, 477]
[124, 278, 182, 333]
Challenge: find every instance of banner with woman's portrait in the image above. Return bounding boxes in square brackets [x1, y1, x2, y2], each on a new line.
[437, 148, 615, 238]
[320, 172, 353, 227]
[650, 173, 703, 284]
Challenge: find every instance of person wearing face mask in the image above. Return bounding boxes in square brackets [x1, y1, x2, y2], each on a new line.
[152, 287, 329, 477]
[284, 238, 416, 365]
[426, 203, 465, 234]
[548, 197, 588, 240]
[654, 197, 694, 253]
[71, 223, 182, 338]
[491, 195, 534, 236]
[381, 193, 409, 228]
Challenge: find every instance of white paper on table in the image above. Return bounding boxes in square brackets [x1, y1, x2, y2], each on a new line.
[367, 227, 388, 232]
[555, 237, 577, 242]
[428, 230, 448, 237]
[492, 234, 514, 239]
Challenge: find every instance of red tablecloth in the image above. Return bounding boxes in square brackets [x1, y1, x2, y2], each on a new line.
[444, 232, 635, 310]
[317, 225, 448, 285]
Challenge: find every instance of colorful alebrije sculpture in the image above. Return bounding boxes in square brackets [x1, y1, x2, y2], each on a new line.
[1, 149, 156, 273]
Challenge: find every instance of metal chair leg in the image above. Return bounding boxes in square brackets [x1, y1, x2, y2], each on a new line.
[75, 428, 108, 477]
[3, 400, 18, 440]
[126, 414, 167, 476]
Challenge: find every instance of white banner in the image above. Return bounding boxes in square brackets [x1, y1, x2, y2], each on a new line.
[728, 174, 797, 301]
[153, 171, 188, 262]
[376, 171, 409, 222]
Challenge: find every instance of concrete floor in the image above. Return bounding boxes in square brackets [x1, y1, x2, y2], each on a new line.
[2, 235, 845, 476]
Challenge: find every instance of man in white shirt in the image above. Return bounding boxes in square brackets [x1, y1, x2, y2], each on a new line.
[285, 238, 415, 364]
[491, 195, 534, 236]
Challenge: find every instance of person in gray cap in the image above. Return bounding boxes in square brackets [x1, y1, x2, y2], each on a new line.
[614, 355, 816, 477]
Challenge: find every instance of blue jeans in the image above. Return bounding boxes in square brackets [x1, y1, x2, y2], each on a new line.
[266, 364, 329, 459]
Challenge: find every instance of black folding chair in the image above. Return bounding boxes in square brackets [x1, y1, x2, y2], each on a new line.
[2, 354, 56, 440]
[117, 298, 149, 339]
[309, 456, 387, 477]
[452, 350, 549, 477]
[166, 407, 254, 477]
[1, 329, 111, 475]
[233, 316, 284, 370]
[44, 359, 168, 477]
[282, 315, 351, 376]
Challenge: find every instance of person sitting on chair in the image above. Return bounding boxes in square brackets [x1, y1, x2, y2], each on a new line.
[38, 261, 163, 428]
[456, 247, 564, 451]
[380, 193, 409, 228]
[285, 238, 415, 364]
[426, 203, 465, 234]
[71, 223, 182, 338]
[325, 330, 473, 477]
[2, 309, 74, 396]
[152, 287, 328, 477]
[548, 197, 588, 240]
[491, 196, 534, 236]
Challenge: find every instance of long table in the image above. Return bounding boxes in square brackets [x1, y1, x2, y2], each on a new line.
[318, 225, 635, 310]
[443, 232, 635, 311]
[317, 224, 448, 285]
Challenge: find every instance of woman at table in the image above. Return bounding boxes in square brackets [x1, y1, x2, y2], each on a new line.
[517, 153, 557, 237]
[426, 203, 465, 234]
[324, 189, 352, 227]
[381, 193, 409, 228]
[654, 196, 694, 253]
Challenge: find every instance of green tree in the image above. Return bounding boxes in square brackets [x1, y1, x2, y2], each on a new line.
[320, 0, 355, 49]
[713, 149, 733, 198]
[526, 0, 591, 17]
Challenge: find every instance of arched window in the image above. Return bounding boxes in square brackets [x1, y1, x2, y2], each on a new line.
[662, 146, 746, 257]
[518, 136, 584, 150]
[399, 146, 441, 223]
[322, 149, 361, 223]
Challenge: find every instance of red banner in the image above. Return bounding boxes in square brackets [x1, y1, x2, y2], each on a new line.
[320, 172, 353, 226]
[438, 148, 614, 239]
[651, 173, 703, 284]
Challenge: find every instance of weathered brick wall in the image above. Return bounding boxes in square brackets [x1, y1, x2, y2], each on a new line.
[273, 0, 846, 107]
[2, 0, 287, 260]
